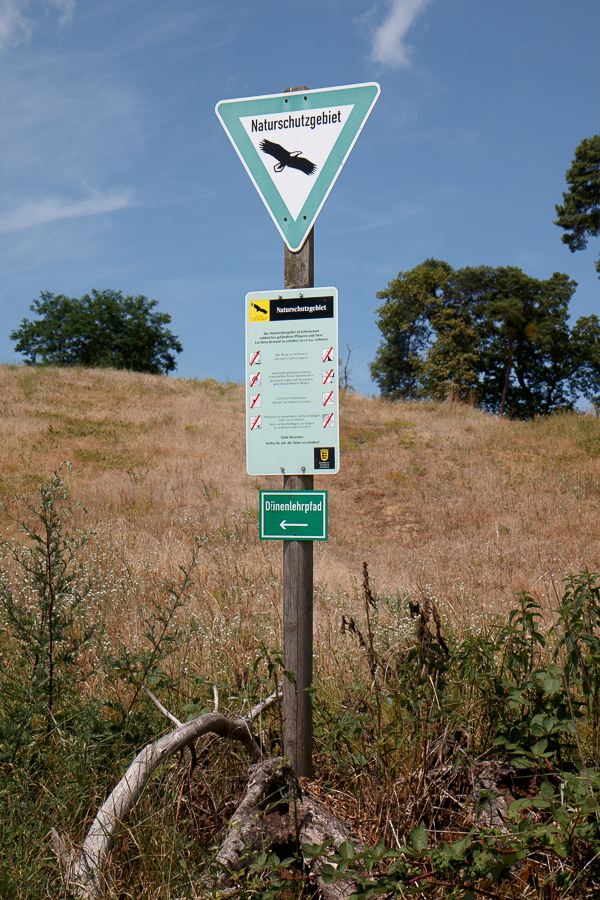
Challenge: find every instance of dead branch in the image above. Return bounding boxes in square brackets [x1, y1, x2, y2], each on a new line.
[52, 688, 281, 900]
[141, 684, 182, 726]
[216, 756, 369, 900]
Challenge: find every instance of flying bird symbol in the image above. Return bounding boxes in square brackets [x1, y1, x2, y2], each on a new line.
[252, 302, 268, 315]
[259, 140, 317, 175]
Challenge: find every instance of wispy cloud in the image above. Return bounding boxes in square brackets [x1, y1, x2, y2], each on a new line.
[369, 0, 434, 69]
[0, 0, 75, 49]
[0, 189, 134, 233]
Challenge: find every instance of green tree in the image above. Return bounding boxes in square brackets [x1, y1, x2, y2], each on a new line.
[369, 259, 452, 399]
[10, 289, 183, 374]
[370, 261, 600, 418]
[555, 133, 600, 276]
[474, 268, 599, 418]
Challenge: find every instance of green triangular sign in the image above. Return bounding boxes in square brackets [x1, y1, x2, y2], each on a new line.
[216, 82, 380, 251]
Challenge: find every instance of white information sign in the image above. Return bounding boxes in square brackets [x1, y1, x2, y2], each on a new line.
[245, 288, 340, 475]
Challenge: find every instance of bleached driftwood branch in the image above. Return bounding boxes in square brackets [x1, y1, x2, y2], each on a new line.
[52, 688, 281, 900]
[141, 684, 182, 726]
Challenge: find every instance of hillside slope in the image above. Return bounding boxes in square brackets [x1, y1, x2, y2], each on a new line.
[1, 364, 599, 623]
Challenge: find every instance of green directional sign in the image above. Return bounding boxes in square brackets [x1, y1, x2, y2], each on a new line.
[216, 82, 380, 251]
[259, 490, 328, 541]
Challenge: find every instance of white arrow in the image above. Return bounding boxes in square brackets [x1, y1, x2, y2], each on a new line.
[280, 520, 309, 530]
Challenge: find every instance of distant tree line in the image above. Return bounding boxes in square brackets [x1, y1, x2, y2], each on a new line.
[371, 131, 600, 418]
[10, 289, 182, 375]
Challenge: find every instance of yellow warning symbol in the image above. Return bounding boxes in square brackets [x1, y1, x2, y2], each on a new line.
[249, 299, 270, 322]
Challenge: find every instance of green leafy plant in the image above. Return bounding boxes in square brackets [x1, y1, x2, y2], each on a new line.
[310, 572, 600, 898]
[0, 465, 96, 751]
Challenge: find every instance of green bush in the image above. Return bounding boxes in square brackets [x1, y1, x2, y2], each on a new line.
[311, 569, 600, 898]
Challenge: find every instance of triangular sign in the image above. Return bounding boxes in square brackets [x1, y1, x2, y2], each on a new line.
[216, 82, 380, 251]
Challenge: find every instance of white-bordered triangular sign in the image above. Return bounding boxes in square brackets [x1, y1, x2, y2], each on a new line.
[216, 83, 380, 251]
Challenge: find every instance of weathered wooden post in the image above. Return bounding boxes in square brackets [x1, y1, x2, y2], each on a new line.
[282, 190, 314, 774]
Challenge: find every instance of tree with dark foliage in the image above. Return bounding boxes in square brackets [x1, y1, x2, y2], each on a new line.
[370, 260, 600, 418]
[11, 290, 183, 374]
[555, 133, 600, 276]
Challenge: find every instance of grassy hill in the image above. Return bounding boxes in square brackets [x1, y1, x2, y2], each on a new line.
[3, 363, 600, 899]
[2, 363, 599, 621]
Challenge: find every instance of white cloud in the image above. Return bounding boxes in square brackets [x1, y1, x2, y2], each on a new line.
[0, 0, 75, 50]
[0, 189, 134, 233]
[370, 0, 433, 69]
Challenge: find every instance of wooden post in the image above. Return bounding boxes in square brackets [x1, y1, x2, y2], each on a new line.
[282, 88, 315, 776]
[282, 471, 313, 777]
[284, 230, 314, 290]
[283, 230, 314, 776]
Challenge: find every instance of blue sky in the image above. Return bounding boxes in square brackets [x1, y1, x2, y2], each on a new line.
[0, 0, 599, 395]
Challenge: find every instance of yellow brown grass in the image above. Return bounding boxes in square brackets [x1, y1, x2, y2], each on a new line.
[1, 363, 600, 640]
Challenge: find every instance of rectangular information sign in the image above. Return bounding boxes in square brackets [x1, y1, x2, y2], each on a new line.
[260, 490, 328, 540]
[246, 287, 340, 475]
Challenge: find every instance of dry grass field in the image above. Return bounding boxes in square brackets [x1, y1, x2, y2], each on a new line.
[2, 362, 599, 632]
[4, 363, 600, 898]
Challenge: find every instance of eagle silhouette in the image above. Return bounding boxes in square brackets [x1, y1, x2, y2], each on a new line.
[259, 139, 317, 175]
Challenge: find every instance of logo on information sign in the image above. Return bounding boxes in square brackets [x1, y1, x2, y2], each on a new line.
[216, 83, 380, 251]
[314, 447, 335, 470]
[249, 300, 269, 322]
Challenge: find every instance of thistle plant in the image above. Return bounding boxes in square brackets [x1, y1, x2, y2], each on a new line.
[0, 465, 96, 756]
